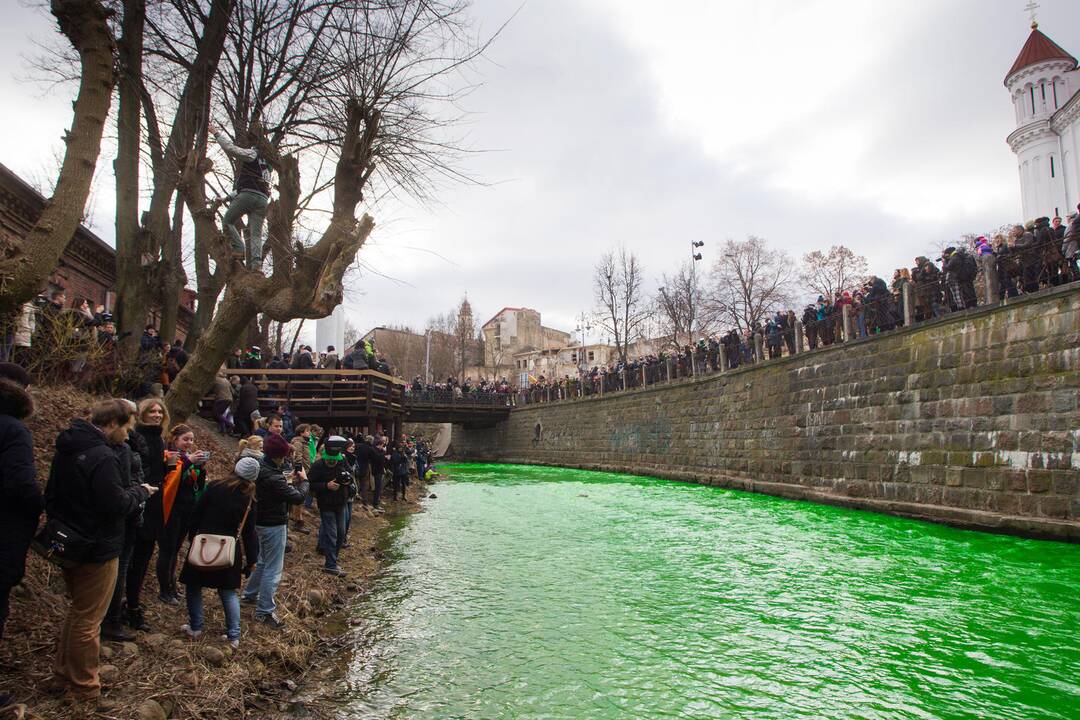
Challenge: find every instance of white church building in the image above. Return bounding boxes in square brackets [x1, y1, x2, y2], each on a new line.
[1006, 21, 1080, 221]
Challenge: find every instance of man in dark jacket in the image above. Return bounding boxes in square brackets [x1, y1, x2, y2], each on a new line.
[45, 400, 155, 703]
[308, 436, 352, 576]
[241, 432, 305, 628]
[0, 363, 40, 642]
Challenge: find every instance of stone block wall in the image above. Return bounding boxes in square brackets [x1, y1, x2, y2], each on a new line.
[453, 285, 1080, 541]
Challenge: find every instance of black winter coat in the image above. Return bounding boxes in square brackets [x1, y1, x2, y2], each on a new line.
[308, 459, 352, 509]
[0, 380, 41, 588]
[390, 449, 409, 477]
[254, 457, 306, 526]
[134, 424, 168, 539]
[179, 480, 258, 590]
[116, 431, 146, 533]
[236, 383, 259, 417]
[44, 420, 149, 563]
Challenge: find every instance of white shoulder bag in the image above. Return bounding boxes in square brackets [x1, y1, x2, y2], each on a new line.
[186, 497, 254, 570]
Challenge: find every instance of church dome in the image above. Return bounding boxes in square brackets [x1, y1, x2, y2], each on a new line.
[1005, 24, 1077, 84]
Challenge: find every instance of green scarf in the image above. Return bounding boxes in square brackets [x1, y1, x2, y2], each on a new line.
[308, 435, 317, 465]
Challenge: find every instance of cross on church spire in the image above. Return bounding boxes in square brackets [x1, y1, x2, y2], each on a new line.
[1024, 0, 1039, 29]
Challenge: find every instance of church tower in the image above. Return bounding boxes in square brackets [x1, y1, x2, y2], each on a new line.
[1005, 19, 1080, 220]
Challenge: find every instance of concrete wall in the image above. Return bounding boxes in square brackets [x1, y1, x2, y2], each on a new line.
[453, 285, 1080, 541]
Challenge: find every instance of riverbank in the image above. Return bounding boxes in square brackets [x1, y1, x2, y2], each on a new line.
[0, 385, 426, 720]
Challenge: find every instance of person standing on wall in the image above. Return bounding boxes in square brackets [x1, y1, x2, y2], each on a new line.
[213, 121, 276, 270]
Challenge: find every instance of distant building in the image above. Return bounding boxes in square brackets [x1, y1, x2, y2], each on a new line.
[0, 162, 195, 338]
[362, 325, 483, 382]
[480, 307, 571, 376]
[512, 337, 661, 386]
[1005, 20, 1080, 220]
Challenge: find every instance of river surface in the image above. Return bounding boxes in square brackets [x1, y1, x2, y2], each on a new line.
[335, 464, 1080, 719]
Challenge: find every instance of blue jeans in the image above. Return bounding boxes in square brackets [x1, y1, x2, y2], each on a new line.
[243, 524, 287, 616]
[343, 501, 352, 540]
[318, 507, 346, 570]
[186, 585, 241, 640]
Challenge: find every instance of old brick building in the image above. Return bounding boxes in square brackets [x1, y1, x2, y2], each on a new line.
[0, 162, 194, 338]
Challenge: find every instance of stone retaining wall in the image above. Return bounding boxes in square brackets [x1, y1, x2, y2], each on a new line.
[453, 285, 1080, 541]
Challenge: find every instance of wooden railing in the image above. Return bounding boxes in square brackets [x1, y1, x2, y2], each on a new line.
[208, 368, 407, 421]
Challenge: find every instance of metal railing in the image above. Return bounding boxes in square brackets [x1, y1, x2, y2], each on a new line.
[515, 244, 1079, 407]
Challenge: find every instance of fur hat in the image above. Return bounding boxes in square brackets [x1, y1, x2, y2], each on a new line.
[235, 456, 260, 481]
[264, 433, 292, 459]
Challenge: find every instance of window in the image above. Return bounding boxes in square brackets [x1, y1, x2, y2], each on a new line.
[1030, 86, 1036, 114]
[1053, 81, 1059, 108]
[1051, 156, 1056, 178]
[588, 351, 595, 362]
[1041, 82, 1046, 101]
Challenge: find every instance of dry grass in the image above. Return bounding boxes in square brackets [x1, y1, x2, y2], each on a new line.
[0, 385, 424, 720]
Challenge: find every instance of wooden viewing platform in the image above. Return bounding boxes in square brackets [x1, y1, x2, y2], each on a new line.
[202, 368, 511, 433]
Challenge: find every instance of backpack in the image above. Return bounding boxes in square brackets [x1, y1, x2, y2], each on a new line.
[959, 252, 978, 282]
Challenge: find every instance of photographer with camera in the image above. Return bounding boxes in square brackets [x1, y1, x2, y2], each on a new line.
[308, 436, 352, 577]
[42, 399, 157, 708]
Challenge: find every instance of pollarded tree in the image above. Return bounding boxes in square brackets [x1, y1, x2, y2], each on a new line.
[0, 0, 116, 321]
[799, 244, 868, 302]
[165, 0, 493, 422]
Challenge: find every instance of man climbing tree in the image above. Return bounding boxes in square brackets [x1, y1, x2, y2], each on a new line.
[212, 121, 276, 270]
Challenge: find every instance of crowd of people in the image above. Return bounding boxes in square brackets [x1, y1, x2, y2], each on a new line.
[517, 212, 1080, 404]
[406, 375, 515, 403]
[0, 353, 433, 710]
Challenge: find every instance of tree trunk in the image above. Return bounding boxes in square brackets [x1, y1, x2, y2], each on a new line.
[113, 0, 146, 357]
[159, 192, 186, 344]
[0, 0, 116, 320]
[134, 0, 234, 337]
[164, 283, 255, 423]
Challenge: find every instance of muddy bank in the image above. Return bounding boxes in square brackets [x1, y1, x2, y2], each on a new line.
[0, 385, 425, 720]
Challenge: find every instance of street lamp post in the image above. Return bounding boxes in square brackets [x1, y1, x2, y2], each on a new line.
[689, 240, 704, 346]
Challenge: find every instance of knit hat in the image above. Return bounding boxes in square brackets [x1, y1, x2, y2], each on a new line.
[264, 433, 292, 459]
[235, 456, 260, 481]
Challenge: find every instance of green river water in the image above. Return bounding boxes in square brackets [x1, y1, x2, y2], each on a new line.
[337, 464, 1080, 720]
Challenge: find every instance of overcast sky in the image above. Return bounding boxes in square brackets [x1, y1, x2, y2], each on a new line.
[1, 0, 1078, 343]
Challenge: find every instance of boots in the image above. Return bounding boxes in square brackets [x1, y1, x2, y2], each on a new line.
[100, 619, 136, 642]
[123, 603, 151, 632]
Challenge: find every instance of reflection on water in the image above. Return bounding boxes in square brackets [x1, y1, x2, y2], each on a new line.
[335, 464, 1080, 720]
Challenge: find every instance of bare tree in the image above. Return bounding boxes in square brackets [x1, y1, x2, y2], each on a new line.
[655, 260, 707, 347]
[165, 0, 493, 422]
[799, 245, 869, 302]
[0, 0, 116, 320]
[594, 247, 649, 364]
[343, 320, 361, 348]
[423, 312, 457, 381]
[703, 236, 794, 333]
